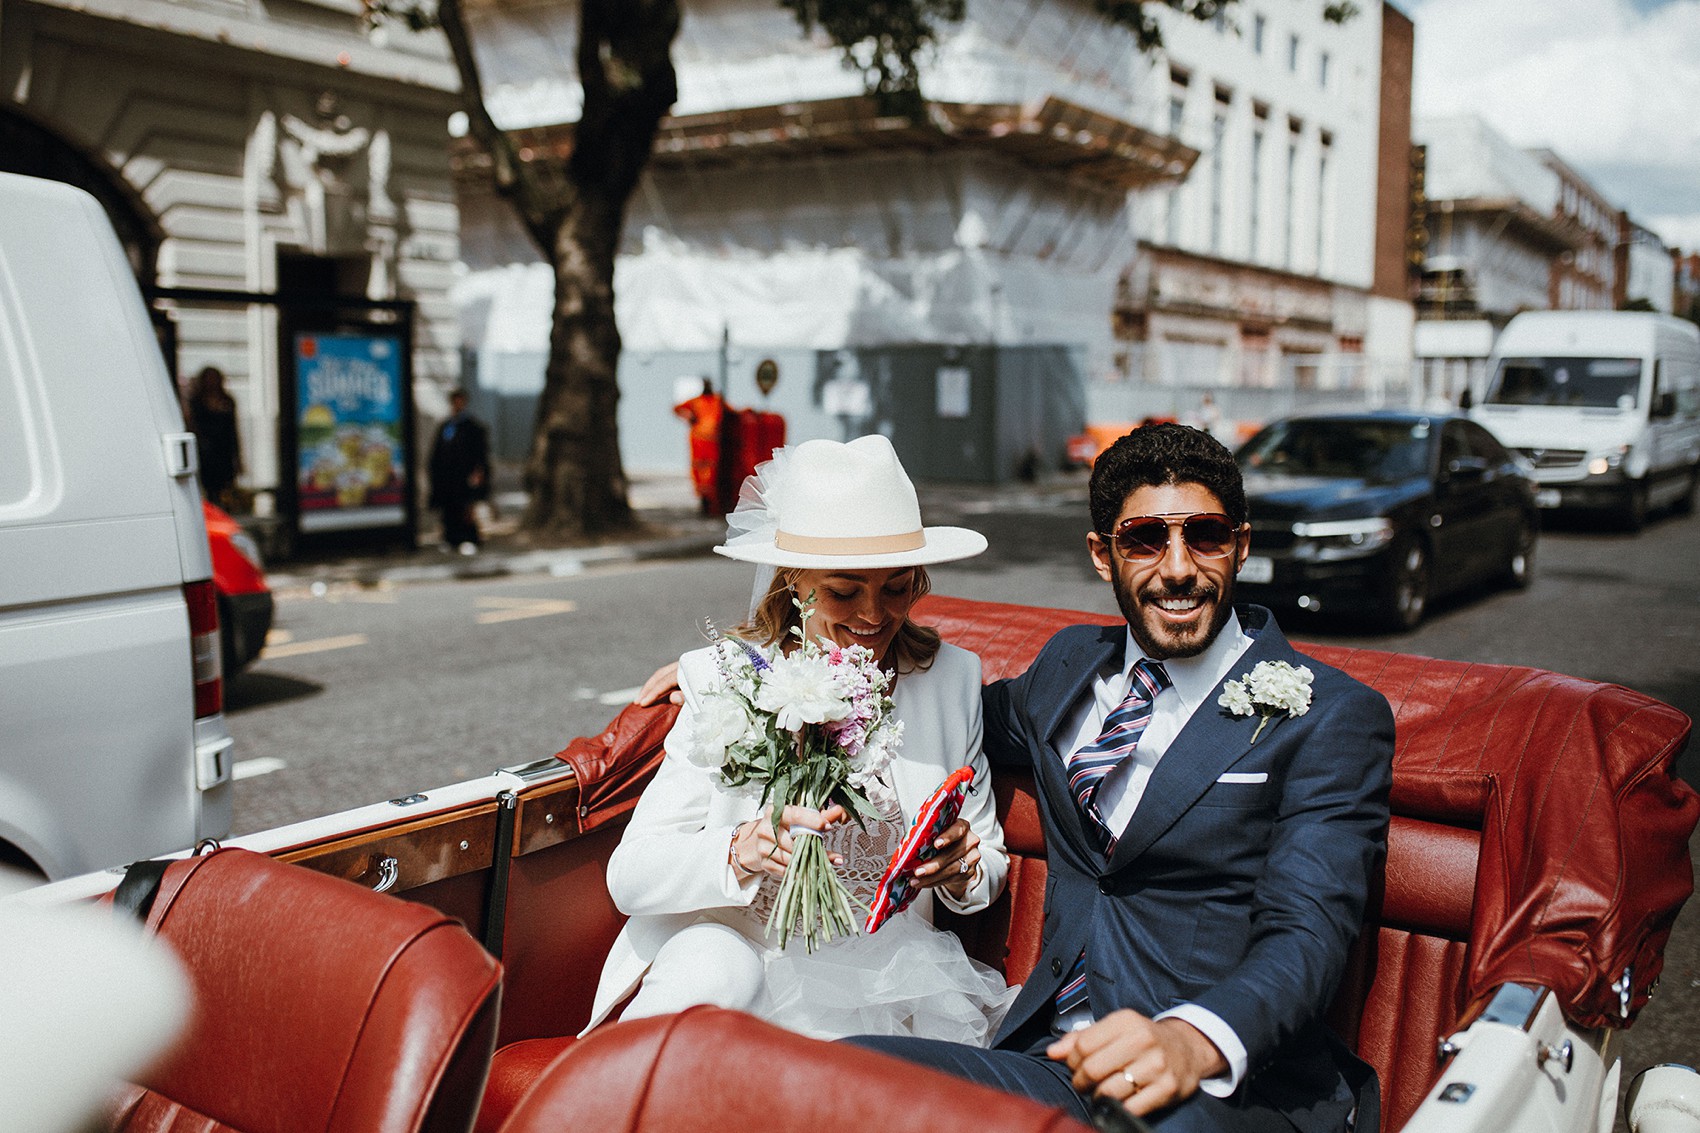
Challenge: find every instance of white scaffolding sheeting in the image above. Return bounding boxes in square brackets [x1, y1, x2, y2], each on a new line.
[468, 0, 1150, 131]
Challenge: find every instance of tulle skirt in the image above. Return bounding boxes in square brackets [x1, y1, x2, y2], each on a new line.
[756, 912, 1018, 1045]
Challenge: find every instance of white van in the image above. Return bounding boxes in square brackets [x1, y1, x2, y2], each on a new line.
[0, 173, 233, 879]
[1472, 310, 1700, 530]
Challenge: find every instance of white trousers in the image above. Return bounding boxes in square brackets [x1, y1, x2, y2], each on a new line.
[621, 918, 766, 1020]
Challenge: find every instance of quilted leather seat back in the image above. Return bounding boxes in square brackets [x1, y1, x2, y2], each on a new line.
[108, 848, 502, 1133]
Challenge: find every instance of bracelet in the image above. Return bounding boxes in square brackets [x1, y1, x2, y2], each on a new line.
[728, 821, 748, 877]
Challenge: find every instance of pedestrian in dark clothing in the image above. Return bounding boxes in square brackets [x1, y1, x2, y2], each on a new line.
[428, 388, 491, 554]
[186, 365, 242, 509]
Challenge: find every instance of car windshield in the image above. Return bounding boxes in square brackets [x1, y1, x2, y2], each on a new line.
[1487, 357, 1642, 408]
[1239, 419, 1432, 483]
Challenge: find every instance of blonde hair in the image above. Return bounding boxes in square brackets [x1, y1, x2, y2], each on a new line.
[739, 567, 941, 675]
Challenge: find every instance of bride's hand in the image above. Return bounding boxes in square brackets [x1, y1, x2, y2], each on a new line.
[729, 804, 849, 879]
[633, 661, 682, 706]
[911, 818, 980, 898]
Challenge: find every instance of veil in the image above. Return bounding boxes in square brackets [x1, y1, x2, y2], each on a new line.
[720, 445, 794, 617]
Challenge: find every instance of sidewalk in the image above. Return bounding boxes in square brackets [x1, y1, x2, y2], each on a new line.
[263, 468, 1090, 592]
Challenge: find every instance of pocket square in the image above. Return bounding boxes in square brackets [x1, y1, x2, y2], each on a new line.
[1217, 772, 1269, 784]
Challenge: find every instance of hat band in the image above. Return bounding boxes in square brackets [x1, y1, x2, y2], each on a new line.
[773, 528, 926, 556]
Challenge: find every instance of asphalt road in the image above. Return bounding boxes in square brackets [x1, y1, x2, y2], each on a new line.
[227, 490, 1700, 1117]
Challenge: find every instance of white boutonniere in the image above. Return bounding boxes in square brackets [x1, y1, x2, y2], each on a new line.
[1218, 660, 1314, 743]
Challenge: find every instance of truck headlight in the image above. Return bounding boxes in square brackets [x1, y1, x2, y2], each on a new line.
[1291, 518, 1395, 561]
[1587, 445, 1631, 477]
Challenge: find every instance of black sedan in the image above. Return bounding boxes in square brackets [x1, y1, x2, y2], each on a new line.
[1234, 411, 1539, 631]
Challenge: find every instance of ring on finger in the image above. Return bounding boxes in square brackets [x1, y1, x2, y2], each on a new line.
[1120, 1068, 1141, 1093]
[958, 858, 971, 874]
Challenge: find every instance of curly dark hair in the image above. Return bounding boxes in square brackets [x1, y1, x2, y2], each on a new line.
[1088, 422, 1247, 532]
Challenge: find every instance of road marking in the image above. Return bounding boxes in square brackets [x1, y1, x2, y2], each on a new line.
[474, 596, 578, 624]
[233, 757, 287, 781]
[597, 686, 643, 705]
[260, 633, 369, 659]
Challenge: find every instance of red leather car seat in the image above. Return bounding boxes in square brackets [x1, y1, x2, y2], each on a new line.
[107, 847, 503, 1133]
[494, 1006, 1092, 1133]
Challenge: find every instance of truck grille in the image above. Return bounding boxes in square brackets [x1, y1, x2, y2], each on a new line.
[1515, 447, 1586, 470]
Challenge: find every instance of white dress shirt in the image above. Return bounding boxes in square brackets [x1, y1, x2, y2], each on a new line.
[1054, 612, 1253, 1096]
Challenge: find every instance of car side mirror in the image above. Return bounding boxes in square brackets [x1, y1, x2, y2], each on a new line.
[1652, 391, 1677, 420]
[1444, 456, 1489, 485]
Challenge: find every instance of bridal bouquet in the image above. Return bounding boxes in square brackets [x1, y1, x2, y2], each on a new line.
[686, 594, 903, 952]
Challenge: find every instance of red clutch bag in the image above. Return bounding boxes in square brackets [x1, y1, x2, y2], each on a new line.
[863, 765, 975, 934]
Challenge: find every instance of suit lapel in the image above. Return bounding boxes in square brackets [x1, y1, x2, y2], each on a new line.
[1034, 624, 1124, 861]
[1107, 608, 1295, 871]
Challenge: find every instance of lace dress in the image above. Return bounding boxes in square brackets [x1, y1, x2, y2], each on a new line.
[743, 772, 1018, 1045]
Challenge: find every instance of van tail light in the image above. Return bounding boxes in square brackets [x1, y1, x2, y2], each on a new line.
[186, 580, 223, 719]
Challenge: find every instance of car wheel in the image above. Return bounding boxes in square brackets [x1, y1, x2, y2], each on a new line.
[1622, 481, 1649, 533]
[1503, 517, 1536, 589]
[1379, 538, 1429, 632]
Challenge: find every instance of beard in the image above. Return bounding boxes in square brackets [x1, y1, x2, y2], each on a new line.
[1112, 567, 1236, 661]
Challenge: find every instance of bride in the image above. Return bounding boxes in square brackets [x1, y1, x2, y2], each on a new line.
[584, 434, 1017, 1045]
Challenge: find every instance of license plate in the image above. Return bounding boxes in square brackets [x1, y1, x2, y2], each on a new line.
[1240, 555, 1274, 584]
[1535, 489, 1561, 508]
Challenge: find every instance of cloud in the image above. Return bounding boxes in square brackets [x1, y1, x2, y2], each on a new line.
[1408, 0, 1700, 250]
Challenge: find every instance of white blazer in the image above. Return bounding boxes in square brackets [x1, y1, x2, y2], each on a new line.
[583, 641, 1008, 1034]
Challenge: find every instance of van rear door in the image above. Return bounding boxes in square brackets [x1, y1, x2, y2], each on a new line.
[0, 174, 231, 879]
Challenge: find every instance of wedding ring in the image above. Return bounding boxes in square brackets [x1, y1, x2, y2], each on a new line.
[1120, 1068, 1141, 1093]
[958, 858, 971, 874]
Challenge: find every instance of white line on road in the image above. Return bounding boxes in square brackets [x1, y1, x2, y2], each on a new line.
[597, 686, 643, 705]
[474, 597, 578, 624]
[233, 757, 287, 781]
[260, 633, 369, 659]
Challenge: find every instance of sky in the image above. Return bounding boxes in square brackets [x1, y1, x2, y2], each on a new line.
[1405, 0, 1700, 253]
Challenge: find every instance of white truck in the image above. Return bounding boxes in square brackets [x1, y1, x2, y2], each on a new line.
[1471, 310, 1700, 530]
[0, 172, 234, 879]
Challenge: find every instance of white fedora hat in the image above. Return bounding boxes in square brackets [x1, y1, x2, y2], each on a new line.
[714, 435, 987, 569]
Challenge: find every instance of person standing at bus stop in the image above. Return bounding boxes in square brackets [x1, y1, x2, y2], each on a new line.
[427, 388, 490, 555]
[674, 377, 726, 515]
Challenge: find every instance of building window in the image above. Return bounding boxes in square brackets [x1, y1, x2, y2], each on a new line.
[1253, 14, 1266, 54]
[1210, 90, 1230, 255]
[1319, 51, 1330, 88]
[1166, 72, 1189, 246]
[1316, 133, 1332, 270]
[1285, 118, 1301, 269]
[1250, 108, 1268, 261]
[1288, 33, 1300, 72]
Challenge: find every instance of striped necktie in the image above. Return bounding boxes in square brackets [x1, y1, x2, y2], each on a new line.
[1065, 657, 1171, 856]
[1055, 657, 1170, 1023]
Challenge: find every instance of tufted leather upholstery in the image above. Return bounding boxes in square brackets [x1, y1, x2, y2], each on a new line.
[479, 595, 1695, 1133]
[106, 847, 503, 1133]
[495, 1006, 1093, 1133]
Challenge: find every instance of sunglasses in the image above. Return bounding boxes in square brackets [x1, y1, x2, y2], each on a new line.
[1098, 512, 1240, 561]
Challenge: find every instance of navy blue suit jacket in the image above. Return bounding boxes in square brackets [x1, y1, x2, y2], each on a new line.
[983, 605, 1393, 1131]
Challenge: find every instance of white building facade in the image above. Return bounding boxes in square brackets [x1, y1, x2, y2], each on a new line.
[1104, 0, 1417, 439]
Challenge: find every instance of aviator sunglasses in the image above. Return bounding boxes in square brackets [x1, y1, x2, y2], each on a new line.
[1098, 512, 1240, 561]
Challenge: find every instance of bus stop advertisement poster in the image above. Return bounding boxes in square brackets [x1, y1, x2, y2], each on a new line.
[292, 331, 408, 535]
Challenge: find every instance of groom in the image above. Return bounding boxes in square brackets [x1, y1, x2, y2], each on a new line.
[854, 423, 1393, 1132]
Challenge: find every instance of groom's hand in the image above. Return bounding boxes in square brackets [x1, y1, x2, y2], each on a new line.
[1046, 1011, 1226, 1117]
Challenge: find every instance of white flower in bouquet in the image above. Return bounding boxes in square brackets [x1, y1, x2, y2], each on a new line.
[755, 652, 853, 731]
[686, 693, 754, 769]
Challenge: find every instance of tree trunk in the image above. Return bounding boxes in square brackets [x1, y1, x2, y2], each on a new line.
[517, 0, 680, 538]
[524, 189, 633, 536]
